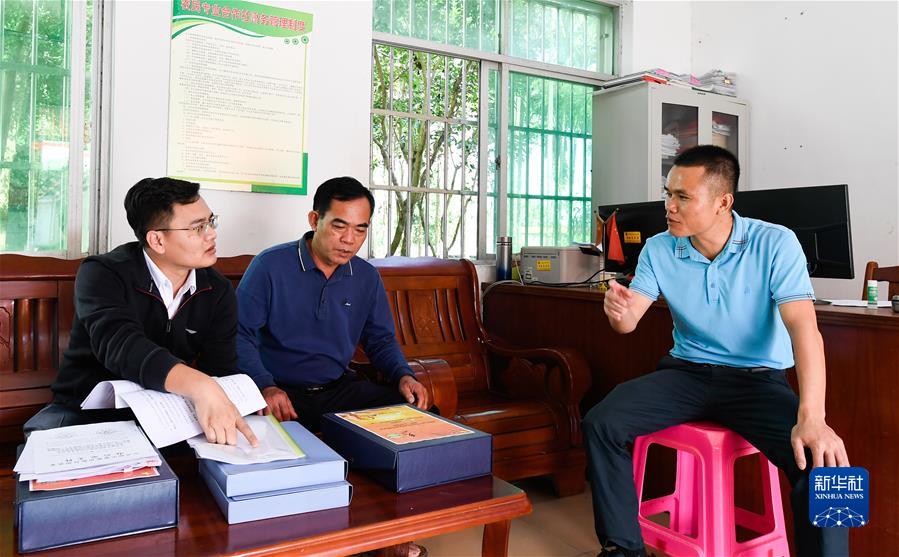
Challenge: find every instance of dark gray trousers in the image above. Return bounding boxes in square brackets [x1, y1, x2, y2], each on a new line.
[280, 373, 405, 432]
[583, 356, 849, 557]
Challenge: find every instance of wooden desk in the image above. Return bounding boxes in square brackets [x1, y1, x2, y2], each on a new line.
[483, 283, 899, 557]
[1, 456, 531, 557]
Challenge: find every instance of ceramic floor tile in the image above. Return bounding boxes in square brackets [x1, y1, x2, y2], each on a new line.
[520, 488, 599, 554]
[415, 478, 603, 557]
[417, 516, 584, 557]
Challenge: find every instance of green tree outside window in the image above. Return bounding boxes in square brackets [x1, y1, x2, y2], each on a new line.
[1, 0, 93, 254]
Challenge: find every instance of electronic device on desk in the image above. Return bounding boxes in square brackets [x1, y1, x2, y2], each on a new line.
[734, 184, 853, 279]
[520, 245, 604, 284]
[596, 184, 854, 279]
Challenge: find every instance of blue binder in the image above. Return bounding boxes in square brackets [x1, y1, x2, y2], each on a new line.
[200, 420, 347, 496]
[14, 448, 178, 553]
[200, 458, 352, 524]
[321, 404, 492, 493]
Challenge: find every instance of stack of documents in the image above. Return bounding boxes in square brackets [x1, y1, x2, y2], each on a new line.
[13, 421, 178, 552]
[15, 421, 159, 489]
[600, 68, 698, 90]
[661, 133, 680, 158]
[81, 373, 266, 447]
[696, 69, 737, 96]
[187, 414, 304, 465]
[198, 418, 351, 524]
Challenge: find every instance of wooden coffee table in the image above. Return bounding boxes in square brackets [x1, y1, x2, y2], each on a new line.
[1, 456, 531, 556]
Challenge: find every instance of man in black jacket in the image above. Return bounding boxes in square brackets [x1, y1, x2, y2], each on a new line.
[24, 177, 257, 446]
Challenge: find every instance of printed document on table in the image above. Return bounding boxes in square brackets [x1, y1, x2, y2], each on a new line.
[14, 421, 157, 477]
[187, 414, 305, 465]
[118, 374, 266, 448]
[30, 466, 160, 492]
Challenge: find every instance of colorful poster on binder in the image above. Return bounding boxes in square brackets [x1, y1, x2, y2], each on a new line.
[167, 0, 312, 195]
[335, 405, 473, 445]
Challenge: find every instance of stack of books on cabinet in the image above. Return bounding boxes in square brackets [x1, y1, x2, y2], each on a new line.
[199, 420, 351, 524]
[601, 68, 738, 97]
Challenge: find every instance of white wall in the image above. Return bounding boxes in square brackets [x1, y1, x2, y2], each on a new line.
[619, 1, 693, 75]
[108, 0, 373, 255]
[627, 0, 898, 299]
[690, 1, 898, 299]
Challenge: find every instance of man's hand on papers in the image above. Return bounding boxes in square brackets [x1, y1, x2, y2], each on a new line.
[195, 382, 259, 447]
[791, 417, 850, 470]
[164, 364, 259, 447]
[399, 375, 429, 409]
[260, 386, 299, 422]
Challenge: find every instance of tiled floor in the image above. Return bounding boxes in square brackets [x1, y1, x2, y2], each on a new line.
[414, 477, 602, 557]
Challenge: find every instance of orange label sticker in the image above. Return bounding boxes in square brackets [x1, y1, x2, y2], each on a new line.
[536, 260, 552, 271]
[623, 231, 641, 244]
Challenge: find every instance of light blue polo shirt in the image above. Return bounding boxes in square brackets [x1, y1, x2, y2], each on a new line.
[629, 211, 815, 370]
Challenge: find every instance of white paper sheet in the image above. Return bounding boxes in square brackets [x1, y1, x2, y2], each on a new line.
[80, 380, 144, 409]
[116, 374, 266, 448]
[187, 414, 304, 465]
[14, 421, 157, 480]
[18, 457, 162, 483]
[824, 299, 892, 308]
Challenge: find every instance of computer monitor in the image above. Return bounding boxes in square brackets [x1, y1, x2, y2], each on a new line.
[733, 184, 853, 279]
[596, 184, 854, 279]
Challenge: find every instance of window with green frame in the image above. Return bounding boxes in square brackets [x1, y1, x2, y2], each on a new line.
[373, 0, 501, 53]
[501, 72, 592, 249]
[1, 0, 95, 254]
[509, 0, 615, 73]
[372, 0, 613, 259]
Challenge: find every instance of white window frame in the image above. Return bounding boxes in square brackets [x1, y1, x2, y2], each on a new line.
[370, 0, 620, 260]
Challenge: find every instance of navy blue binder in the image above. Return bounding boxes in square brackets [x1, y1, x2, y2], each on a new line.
[14, 448, 179, 553]
[321, 404, 492, 492]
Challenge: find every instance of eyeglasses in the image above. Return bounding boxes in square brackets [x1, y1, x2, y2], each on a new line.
[155, 214, 219, 236]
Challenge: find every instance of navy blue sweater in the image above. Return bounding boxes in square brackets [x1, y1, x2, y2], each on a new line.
[236, 233, 412, 390]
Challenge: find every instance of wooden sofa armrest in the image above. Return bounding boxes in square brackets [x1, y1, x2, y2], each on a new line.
[406, 358, 458, 419]
[348, 358, 458, 419]
[483, 337, 592, 408]
[484, 338, 591, 445]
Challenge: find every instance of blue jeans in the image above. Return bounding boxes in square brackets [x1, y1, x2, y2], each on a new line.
[583, 357, 849, 557]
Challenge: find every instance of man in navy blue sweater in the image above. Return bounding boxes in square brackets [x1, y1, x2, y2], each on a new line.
[236, 177, 429, 431]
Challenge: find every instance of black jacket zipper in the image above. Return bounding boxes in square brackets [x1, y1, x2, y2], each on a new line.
[135, 285, 213, 334]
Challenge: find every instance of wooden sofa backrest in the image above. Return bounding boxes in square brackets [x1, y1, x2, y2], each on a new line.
[368, 257, 489, 395]
[0, 255, 81, 443]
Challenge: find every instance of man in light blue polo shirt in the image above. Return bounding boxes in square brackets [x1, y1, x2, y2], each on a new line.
[585, 145, 848, 557]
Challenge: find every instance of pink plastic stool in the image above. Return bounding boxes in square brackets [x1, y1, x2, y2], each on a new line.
[632, 422, 790, 557]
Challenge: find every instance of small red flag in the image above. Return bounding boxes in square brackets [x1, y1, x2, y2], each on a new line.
[607, 212, 625, 263]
